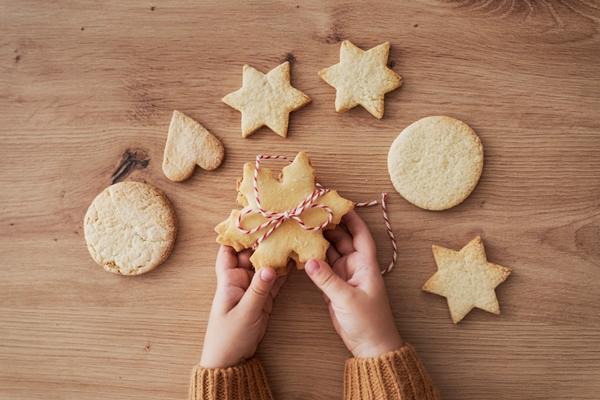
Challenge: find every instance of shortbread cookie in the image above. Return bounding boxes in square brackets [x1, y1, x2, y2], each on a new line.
[222, 61, 311, 138]
[318, 40, 402, 119]
[388, 116, 484, 211]
[215, 152, 354, 276]
[84, 181, 178, 275]
[162, 110, 225, 181]
[422, 236, 511, 323]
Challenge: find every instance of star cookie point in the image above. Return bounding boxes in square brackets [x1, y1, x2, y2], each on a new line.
[318, 40, 402, 119]
[422, 236, 512, 323]
[222, 61, 311, 138]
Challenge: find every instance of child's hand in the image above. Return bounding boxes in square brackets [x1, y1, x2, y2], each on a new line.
[305, 210, 403, 359]
[200, 245, 289, 369]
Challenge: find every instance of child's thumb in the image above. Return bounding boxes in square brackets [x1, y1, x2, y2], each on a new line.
[240, 267, 276, 314]
[305, 259, 349, 305]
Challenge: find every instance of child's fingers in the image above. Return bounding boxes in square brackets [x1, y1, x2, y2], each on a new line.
[305, 259, 351, 305]
[270, 261, 292, 299]
[324, 224, 355, 256]
[236, 248, 254, 270]
[238, 267, 277, 318]
[341, 211, 376, 254]
[331, 259, 349, 282]
[326, 242, 342, 265]
[215, 245, 239, 277]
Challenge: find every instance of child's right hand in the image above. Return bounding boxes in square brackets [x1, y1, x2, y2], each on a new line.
[305, 210, 403, 359]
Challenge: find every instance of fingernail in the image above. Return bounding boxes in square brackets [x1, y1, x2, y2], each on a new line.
[305, 260, 320, 275]
[260, 267, 275, 283]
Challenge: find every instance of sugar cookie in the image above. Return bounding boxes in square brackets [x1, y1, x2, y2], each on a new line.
[162, 110, 225, 182]
[84, 181, 178, 275]
[318, 40, 402, 119]
[388, 116, 483, 210]
[215, 152, 354, 276]
[222, 61, 311, 138]
[422, 236, 511, 323]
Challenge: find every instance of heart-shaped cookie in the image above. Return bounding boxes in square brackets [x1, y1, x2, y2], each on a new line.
[162, 110, 225, 181]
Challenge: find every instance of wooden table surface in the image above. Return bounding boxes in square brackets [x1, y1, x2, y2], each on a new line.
[1, 1, 599, 399]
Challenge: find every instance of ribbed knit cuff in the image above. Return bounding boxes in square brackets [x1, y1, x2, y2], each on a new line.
[189, 357, 275, 400]
[344, 343, 440, 400]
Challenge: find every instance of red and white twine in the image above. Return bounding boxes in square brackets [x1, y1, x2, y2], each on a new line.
[236, 155, 398, 275]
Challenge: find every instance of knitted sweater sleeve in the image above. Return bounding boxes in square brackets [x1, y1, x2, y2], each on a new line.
[189, 343, 438, 400]
[344, 343, 440, 400]
[189, 357, 274, 400]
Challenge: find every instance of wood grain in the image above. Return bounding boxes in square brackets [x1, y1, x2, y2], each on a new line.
[1, 0, 599, 399]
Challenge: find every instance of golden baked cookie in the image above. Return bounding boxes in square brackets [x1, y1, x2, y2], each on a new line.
[84, 181, 178, 275]
[222, 61, 311, 138]
[162, 110, 225, 182]
[318, 40, 402, 119]
[422, 236, 511, 323]
[215, 152, 354, 276]
[388, 116, 484, 211]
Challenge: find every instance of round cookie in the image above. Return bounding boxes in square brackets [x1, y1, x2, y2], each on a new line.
[84, 181, 178, 275]
[388, 116, 483, 211]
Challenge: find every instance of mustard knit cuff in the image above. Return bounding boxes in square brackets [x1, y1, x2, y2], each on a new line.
[189, 357, 274, 400]
[344, 343, 440, 400]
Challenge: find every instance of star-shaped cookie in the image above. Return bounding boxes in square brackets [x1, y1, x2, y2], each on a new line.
[215, 152, 354, 276]
[318, 40, 402, 119]
[222, 61, 311, 138]
[422, 236, 511, 323]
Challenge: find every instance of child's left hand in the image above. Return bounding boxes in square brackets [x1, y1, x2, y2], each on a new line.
[200, 245, 290, 369]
